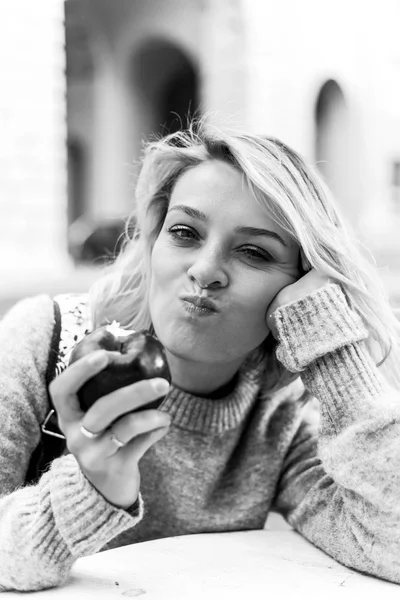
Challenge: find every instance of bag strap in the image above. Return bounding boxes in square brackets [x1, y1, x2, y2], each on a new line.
[25, 300, 66, 485]
[47, 299, 62, 389]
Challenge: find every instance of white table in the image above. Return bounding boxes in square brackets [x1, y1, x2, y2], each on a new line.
[3, 529, 399, 599]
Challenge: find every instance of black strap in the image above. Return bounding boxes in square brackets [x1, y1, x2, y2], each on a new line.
[25, 300, 66, 485]
[47, 299, 62, 389]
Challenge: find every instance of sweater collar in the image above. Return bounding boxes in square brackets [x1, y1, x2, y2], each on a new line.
[160, 360, 264, 433]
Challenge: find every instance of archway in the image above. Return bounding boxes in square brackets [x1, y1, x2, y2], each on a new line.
[131, 39, 199, 138]
[315, 80, 351, 212]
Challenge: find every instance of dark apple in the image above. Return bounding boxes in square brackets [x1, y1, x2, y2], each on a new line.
[69, 322, 171, 412]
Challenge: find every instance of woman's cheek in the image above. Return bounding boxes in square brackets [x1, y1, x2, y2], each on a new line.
[149, 247, 166, 296]
[149, 252, 173, 336]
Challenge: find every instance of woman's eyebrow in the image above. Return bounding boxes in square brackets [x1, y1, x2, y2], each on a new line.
[167, 205, 287, 247]
[235, 226, 288, 247]
[168, 205, 207, 221]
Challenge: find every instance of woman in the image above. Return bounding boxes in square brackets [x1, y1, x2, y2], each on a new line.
[0, 124, 400, 591]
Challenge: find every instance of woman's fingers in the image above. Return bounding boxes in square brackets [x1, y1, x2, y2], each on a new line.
[106, 411, 171, 459]
[110, 410, 170, 446]
[82, 378, 170, 433]
[68, 411, 171, 466]
[131, 425, 171, 461]
[49, 350, 109, 425]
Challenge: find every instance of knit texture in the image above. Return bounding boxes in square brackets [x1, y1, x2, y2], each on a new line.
[0, 284, 400, 591]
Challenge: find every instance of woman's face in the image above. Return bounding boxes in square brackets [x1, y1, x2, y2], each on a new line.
[149, 160, 300, 367]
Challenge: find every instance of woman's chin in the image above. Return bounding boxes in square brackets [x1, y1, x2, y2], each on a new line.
[164, 340, 209, 364]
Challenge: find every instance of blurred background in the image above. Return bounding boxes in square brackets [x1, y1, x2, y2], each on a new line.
[1, 0, 400, 317]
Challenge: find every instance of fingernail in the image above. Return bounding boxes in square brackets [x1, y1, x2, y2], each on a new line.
[88, 350, 108, 366]
[152, 378, 170, 395]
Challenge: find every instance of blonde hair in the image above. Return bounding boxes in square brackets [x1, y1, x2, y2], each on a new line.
[90, 121, 400, 390]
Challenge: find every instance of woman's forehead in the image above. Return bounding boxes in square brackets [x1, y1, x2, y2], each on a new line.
[169, 160, 296, 247]
[172, 160, 243, 197]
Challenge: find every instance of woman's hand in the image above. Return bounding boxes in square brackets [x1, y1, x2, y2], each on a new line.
[49, 350, 171, 509]
[266, 269, 333, 339]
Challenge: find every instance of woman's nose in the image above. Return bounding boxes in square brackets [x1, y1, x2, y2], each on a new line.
[187, 248, 228, 290]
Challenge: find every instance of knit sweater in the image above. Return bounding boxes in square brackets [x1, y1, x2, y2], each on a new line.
[0, 284, 399, 591]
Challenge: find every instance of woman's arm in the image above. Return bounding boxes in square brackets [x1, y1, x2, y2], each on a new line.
[0, 297, 141, 592]
[271, 283, 400, 584]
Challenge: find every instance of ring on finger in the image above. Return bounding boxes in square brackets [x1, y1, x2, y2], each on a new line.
[80, 423, 103, 439]
[109, 430, 125, 450]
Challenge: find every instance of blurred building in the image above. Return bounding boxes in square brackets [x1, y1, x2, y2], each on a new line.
[66, 0, 400, 272]
[0, 0, 400, 301]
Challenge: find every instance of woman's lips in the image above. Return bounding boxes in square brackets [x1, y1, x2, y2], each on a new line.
[181, 295, 219, 317]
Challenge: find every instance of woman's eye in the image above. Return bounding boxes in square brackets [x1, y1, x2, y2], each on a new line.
[240, 246, 273, 262]
[167, 225, 198, 241]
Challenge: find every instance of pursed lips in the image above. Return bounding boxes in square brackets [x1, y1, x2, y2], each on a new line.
[180, 295, 219, 312]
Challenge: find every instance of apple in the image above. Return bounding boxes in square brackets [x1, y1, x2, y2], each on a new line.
[69, 321, 171, 412]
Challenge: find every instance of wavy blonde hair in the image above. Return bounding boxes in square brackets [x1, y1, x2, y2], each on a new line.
[90, 121, 400, 390]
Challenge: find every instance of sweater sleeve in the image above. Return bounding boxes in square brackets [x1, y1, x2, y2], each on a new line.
[272, 283, 400, 584]
[0, 297, 143, 592]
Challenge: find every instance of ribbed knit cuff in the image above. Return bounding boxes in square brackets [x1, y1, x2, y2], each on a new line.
[303, 343, 385, 432]
[44, 454, 143, 560]
[273, 283, 387, 433]
[274, 283, 368, 372]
